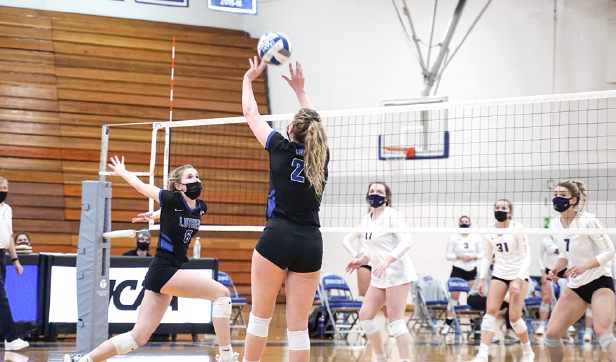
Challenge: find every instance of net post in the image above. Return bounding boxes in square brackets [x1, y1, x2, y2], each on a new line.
[149, 125, 159, 225]
[99, 125, 110, 182]
[163, 125, 171, 193]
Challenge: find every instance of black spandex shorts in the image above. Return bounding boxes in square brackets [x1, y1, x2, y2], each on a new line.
[492, 276, 529, 286]
[255, 218, 323, 273]
[144, 257, 180, 293]
[360, 265, 372, 271]
[570, 275, 615, 304]
[450, 266, 477, 281]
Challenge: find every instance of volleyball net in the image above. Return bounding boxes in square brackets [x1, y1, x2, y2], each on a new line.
[101, 90, 616, 235]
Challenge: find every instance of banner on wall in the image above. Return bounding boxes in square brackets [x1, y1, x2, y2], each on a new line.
[208, 0, 257, 15]
[135, 0, 189, 7]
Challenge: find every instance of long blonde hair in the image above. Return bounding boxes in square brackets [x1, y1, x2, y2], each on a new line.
[0, 176, 7, 185]
[557, 180, 587, 210]
[291, 108, 328, 198]
[167, 165, 195, 192]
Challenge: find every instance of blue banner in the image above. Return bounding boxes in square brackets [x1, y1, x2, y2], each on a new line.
[5, 265, 38, 322]
[208, 0, 257, 15]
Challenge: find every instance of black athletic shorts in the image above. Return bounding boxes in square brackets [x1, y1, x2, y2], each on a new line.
[255, 218, 323, 273]
[360, 265, 372, 271]
[144, 257, 180, 293]
[450, 266, 477, 281]
[492, 276, 529, 286]
[570, 275, 615, 304]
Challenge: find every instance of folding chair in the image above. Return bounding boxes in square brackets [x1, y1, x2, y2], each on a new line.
[407, 275, 449, 334]
[217, 271, 247, 332]
[445, 277, 484, 339]
[318, 274, 363, 339]
[523, 278, 542, 333]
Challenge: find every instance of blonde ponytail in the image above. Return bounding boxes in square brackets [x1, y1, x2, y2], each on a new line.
[557, 179, 587, 210]
[291, 108, 328, 199]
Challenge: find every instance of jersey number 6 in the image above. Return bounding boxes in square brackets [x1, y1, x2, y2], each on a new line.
[183, 230, 193, 244]
[291, 158, 305, 183]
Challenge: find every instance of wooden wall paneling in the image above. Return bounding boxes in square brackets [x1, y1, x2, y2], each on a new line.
[0, 49, 55, 64]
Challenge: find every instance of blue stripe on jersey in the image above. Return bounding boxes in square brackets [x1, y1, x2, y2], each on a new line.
[182, 197, 200, 212]
[160, 232, 173, 252]
[158, 189, 164, 207]
[267, 190, 275, 218]
[265, 130, 277, 150]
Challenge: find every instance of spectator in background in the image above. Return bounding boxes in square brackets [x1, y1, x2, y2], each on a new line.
[0, 176, 29, 350]
[13, 233, 32, 255]
[123, 229, 152, 257]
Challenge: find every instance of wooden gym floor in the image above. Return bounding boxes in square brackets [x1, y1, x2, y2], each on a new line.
[5, 305, 611, 362]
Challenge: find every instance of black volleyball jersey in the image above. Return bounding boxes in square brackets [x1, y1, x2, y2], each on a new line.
[156, 189, 207, 267]
[265, 130, 329, 226]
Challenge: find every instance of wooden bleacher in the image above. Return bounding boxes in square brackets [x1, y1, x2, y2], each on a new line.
[0, 6, 272, 302]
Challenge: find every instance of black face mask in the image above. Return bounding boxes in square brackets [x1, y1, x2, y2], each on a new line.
[460, 224, 470, 228]
[494, 211, 509, 222]
[183, 181, 202, 200]
[137, 242, 150, 251]
[0, 191, 6, 203]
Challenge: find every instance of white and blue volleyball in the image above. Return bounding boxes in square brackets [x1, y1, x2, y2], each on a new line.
[257, 32, 292, 66]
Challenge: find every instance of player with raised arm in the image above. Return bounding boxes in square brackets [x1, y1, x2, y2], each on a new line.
[468, 199, 534, 362]
[544, 180, 616, 362]
[346, 182, 417, 362]
[442, 215, 482, 335]
[242, 58, 329, 362]
[64, 161, 236, 362]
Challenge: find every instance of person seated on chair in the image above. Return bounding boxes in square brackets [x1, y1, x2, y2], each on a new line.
[123, 229, 152, 257]
[467, 255, 517, 344]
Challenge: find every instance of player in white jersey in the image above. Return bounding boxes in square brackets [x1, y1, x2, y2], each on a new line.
[544, 180, 616, 361]
[469, 199, 534, 362]
[342, 226, 371, 298]
[441, 216, 482, 335]
[535, 236, 560, 335]
[346, 182, 417, 362]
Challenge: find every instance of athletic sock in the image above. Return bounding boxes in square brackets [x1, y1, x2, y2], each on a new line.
[219, 344, 233, 361]
[243, 359, 259, 362]
[478, 343, 489, 358]
[375, 353, 387, 362]
[445, 318, 454, 326]
[521, 342, 532, 353]
[81, 355, 93, 362]
[399, 359, 411, 362]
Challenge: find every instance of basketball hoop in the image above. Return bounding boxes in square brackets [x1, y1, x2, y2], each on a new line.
[383, 146, 415, 158]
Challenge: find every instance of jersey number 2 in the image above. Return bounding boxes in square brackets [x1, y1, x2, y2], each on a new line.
[183, 230, 193, 244]
[291, 158, 305, 183]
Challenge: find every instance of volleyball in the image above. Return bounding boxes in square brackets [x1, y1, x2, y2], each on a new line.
[257, 31, 292, 65]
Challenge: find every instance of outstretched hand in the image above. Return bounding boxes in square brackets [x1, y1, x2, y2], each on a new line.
[108, 155, 127, 176]
[282, 61, 305, 92]
[132, 212, 151, 223]
[244, 56, 266, 82]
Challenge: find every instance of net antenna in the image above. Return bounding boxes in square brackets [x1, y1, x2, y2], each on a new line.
[391, 0, 493, 97]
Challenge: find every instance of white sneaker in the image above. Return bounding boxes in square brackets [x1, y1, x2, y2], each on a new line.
[386, 323, 394, 337]
[4, 352, 29, 362]
[215, 352, 240, 362]
[468, 355, 488, 362]
[567, 325, 576, 338]
[522, 350, 535, 362]
[535, 323, 545, 336]
[583, 329, 593, 342]
[63, 355, 83, 362]
[505, 330, 520, 343]
[4, 339, 28, 351]
[441, 324, 450, 335]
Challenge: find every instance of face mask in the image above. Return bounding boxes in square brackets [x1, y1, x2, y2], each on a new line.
[367, 194, 386, 208]
[460, 224, 470, 228]
[137, 242, 150, 251]
[0, 191, 6, 203]
[552, 197, 573, 213]
[494, 211, 509, 222]
[183, 181, 202, 200]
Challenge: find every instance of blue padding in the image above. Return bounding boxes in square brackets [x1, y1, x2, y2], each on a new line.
[447, 277, 471, 293]
[330, 295, 351, 301]
[535, 284, 542, 292]
[217, 271, 234, 287]
[454, 305, 474, 311]
[328, 301, 363, 309]
[231, 298, 248, 304]
[322, 275, 351, 291]
[426, 300, 449, 306]
[525, 298, 542, 306]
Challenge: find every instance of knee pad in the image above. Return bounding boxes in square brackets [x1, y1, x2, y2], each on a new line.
[481, 314, 496, 332]
[511, 319, 527, 335]
[247, 312, 271, 338]
[544, 337, 563, 348]
[212, 296, 232, 318]
[540, 303, 550, 313]
[389, 319, 408, 338]
[110, 332, 138, 354]
[599, 334, 616, 351]
[287, 329, 310, 350]
[586, 308, 593, 318]
[360, 319, 379, 335]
